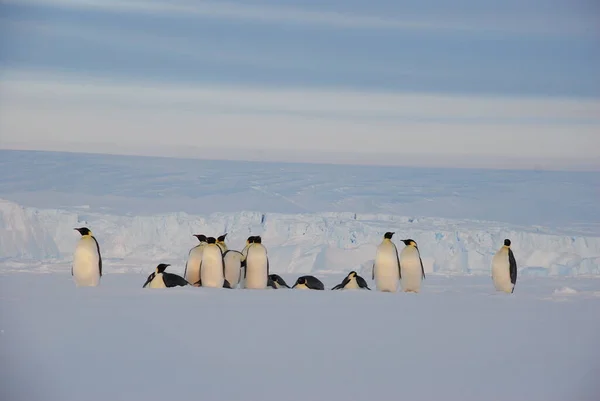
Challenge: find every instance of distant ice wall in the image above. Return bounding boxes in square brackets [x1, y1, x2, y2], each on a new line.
[1, 199, 599, 276]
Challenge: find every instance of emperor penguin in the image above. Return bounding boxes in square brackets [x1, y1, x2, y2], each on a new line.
[216, 233, 229, 253]
[243, 235, 269, 289]
[269, 274, 291, 289]
[199, 237, 230, 288]
[72, 227, 102, 287]
[223, 249, 243, 289]
[332, 271, 371, 290]
[184, 234, 207, 287]
[491, 239, 517, 293]
[399, 239, 426, 293]
[372, 232, 401, 292]
[292, 275, 324, 290]
[143, 263, 189, 288]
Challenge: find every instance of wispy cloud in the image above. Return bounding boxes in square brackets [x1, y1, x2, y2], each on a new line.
[6, 0, 597, 36]
[1, 70, 598, 168]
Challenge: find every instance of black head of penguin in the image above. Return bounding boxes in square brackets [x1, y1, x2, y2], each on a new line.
[74, 227, 92, 236]
[348, 271, 357, 278]
[254, 236, 262, 244]
[297, 277, 306, 285]
[156, 263, 170, 273]
[504, 239, 511, 247]
[217, 233, 227, 242]
[401, 239, 417, 247]
[207, 237, 217, 244]
[246, 236, 256, 244]
[194, 234, 207, 242]
[384, 232, 395, 239]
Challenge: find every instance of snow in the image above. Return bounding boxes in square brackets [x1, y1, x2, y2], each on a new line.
[1, 273, 599, 401]
[1, 149, 600, 400]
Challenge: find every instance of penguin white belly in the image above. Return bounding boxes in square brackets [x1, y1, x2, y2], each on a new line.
[344, 278, 359, 289]
[224, 252, 242, 288]
[185, 246, 204, 285]
[492, 250, 513, 293]
[200, 246, 225, 288]
[73, 238, 100, 287]
[374, 247, 400, 292]
[295, 283, 309, 290]
[149, 273, 167, 288]
[400, 248, 423, 293]
[245, 247, 268, 289]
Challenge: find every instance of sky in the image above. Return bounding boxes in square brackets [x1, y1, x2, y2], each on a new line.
[0, 0, 599, 170]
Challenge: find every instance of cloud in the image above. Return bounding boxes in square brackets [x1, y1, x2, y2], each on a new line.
[1, 69, 598, 171]
[6, 0, 597, 36]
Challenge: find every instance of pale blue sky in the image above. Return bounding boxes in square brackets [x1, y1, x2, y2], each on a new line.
[0, 0, 599, 169]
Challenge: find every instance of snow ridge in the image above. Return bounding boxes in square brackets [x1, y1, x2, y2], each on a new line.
[1, 199, 599, 276]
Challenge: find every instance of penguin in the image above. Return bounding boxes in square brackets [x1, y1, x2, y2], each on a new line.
[223, 249, 243, 289]
[184, 234, 207, 287]
[216, 233, 229, 253]
[372, 232, 401, 292]
[491, 239, 517, 293]
[269, 274, 291, 289]
[199, 237, 230, 288]
[72, 227, 102, 287]
[399, 239, 426, 293]
[332, 271, 371, 290]
[292, 275, 324, 290]
[143, 263, 189, 288]
[243, 235, 269, 289]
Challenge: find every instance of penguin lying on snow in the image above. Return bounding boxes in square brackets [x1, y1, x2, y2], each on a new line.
[332, 271, 370, 290]
[143, 264, 189, 288]
[292, 275, 324, 290]
[269, 274, 290, 288]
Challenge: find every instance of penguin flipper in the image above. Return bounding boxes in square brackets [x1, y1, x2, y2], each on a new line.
[142, 274, 153, 288]
[71, 266, 73, 276]
[420, 256, 426, 280]
[395, 244, 402, 279]
[267, 278, 277, 289]
[372, 263, 375, 280]
[357, 275, 371, 290]
[223, 279, 232, 289]
[332, 276, 349, 290]
[267, 258, 270, 275]
[91, 236, 102, 277]
[193, 278, 202, 287]
[509, 248, 517, 290]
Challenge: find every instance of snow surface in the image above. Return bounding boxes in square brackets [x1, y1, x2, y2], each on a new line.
[1, 149, 600, 400]
[1, 273, 599, 401]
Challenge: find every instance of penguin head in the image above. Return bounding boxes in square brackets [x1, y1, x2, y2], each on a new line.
[384, 232, 395, 239]
[348, 271, 357, 278]
[156, 263, 170, 273]
[193, 234, 207, 242]
[254, 236, 262, 244]
[296, 277, 306, 285]
[402, 239, 418, 247]
[217, 233, 227, 242]
[246, 236, 256, 244]
[74, 227, 92, 236]
[207, 237, 217, 244]
[504, 239, 511, 247]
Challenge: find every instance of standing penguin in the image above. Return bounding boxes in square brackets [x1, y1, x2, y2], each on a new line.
[143, 263, 189, 288]
[243, 236, 269, 289]
[184, 234, 207, 287]
[372, 232, 401, 292]
[292, 275, 325, 290]
[332, 271, 371, 290]
[199, 237, 229, 288]
[216, 233, 229, 253]
[269, 274, 291, 289]
[223, 249, 243, 289]
[399, 239, 426, 293]
[491, 239, 517, 293]
[72, 227, 102, 287]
